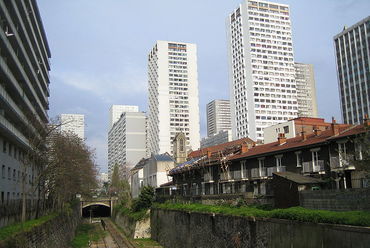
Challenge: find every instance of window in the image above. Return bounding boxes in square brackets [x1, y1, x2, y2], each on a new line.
[1, 165, 5, 179]
[275, 155, 283, 167]
[295, 151, 302, 167]
[8, 167, 11, 180]
[258, 158, 265, 176]
[310, 148, 320, 166]
[283, 125, 289, 133]
[179, 138, 184, 152]
[3, 140, 6, 153]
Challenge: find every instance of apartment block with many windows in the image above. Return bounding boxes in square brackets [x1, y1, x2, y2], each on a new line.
[334, 16, 370, 124]
[147, 41, 200, 155]
[0, 0, 51, 203]
[227, 0, 298, 142]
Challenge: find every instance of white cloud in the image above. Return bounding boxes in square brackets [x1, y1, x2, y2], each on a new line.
[53, 62, 147, 104]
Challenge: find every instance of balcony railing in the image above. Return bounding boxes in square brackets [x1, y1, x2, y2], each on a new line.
[220, 170, 242, 181]
[267, 166, 286, 177]
[251, 168, 267, 178]
[204, 173, 213, 182]
[330, 155, 355, 170]
[302, 160, 325, 173]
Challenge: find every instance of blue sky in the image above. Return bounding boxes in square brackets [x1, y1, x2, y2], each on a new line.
[38, 0, 370, 172]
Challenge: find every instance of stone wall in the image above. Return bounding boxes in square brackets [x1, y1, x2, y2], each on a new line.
[0, 205, 80, 248]
[0, 199, 53, 228]
[151, 208, 370, 248]
[300, 188, 370, 211]
[112, 210, 150, 239]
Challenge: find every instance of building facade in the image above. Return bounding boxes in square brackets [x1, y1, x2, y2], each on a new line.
[206, 100, 231, 137]
[109, 105, 139, 129]
[0, 0, 51, 203]
[147, 40, 200, 155]
[227, 0, 298, 142]
[334, 16, 370, 124]
[200, 130, 233, 148]
[143, 153, 175, 189]
[59, 114, 84, 140]
[294, 63, 318, 118]
[108, 111, 146, 180]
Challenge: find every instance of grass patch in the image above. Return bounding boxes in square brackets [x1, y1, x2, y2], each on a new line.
[133, 238, 162, 247]
[0, 212, 58, 241]
[115, 205, 149, 221]
[70, 223, 106, 248]
[154, 203, 370, 227]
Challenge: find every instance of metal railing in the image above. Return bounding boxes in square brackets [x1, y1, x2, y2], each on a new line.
[302, 160, 325, 173]
[251, 168, 267, 178]
[330, 155, 354, 170]
[267, 166, 286, 177]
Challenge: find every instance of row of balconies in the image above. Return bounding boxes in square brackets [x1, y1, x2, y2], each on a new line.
[203, 156, 357, 183]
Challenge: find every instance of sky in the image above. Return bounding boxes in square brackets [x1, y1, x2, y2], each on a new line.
[37, 0, 370, 173]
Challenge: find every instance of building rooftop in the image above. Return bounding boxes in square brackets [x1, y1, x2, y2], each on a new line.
[273, 171, 325, 184]
[154, 152, 174, 162]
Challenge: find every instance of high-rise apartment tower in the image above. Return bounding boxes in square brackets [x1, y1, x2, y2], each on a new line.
[295, 63, 318, 118]
[108, 110, 146, 180]
[206, 100, 232, 137]
[334, 16, 370, 124]
[227, 0, 298, 142]
[147, 41, 200, 155]
[109, 105, 139, 129]
[0, 0, 51, 203]
[59, 114, 85, 140]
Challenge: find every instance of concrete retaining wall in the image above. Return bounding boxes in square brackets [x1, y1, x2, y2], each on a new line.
[151, 208, 370, 248]
[113, 210, 150, 239]
[0, 206, 80, 248]
[300, 188, 370, 211]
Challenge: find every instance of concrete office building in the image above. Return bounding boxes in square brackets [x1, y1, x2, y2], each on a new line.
[147, 41, 200, 155]
[108, 110, 146, 180]
[0, 0, 51, 203]
[59, 114, 84, 140]
[227, 0, 298, 142]
[295, 63, 318, 118]
[109, 105, 139, 129]
[206, 99, 231, 137]
[200, 130, 233, 148]
[334, 16, 370, 124]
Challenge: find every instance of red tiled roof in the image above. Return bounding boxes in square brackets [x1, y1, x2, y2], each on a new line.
[230, 124, 367, 161]
[188, 137, 255, 158]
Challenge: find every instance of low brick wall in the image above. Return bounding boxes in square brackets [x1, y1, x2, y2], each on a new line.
[0, 206, 80, 248]
[113, 210, 150, 239]
[300, 188, 370, 211]
[151, 208, 370, 248]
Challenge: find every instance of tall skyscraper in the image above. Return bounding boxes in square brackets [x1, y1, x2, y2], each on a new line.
[108, 110, 146, 180]
[206, 99, 231, 137]
[295, 63, 318, 118]
[59, 114, 85, 140]
[334, 16, 370, 124]
[227, 0, 298, 142]
[0, 1, 51, 203]
[109, 105, 139, 128]
[147, 41, 200, 155]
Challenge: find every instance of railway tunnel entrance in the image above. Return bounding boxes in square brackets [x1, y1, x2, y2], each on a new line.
[82, 204, 111, 218]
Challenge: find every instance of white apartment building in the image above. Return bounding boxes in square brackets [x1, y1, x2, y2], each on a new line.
[200, 130, 233, 148]
[334, 16, 370, 124]
[108, 111, 146, 180]
[206, 100, 232, 137]
[147, 41, 200, 155]
[143, 153, 174, 189]
[227, 0, 298, 142]
[0, 0, 51, 205]
[295, 63, 318, 118]
[109, 105, 139, 129]
[59, 114, 85, 140]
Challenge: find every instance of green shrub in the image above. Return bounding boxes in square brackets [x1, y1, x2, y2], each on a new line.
[132, 186, 155, 212]
[154, 203, 370, 227]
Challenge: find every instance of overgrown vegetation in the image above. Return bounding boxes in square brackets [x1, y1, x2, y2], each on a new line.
[132, 186, 155, 212]
[0, 212, 58, 241]
[133, 238, 162, 248]
[155, 203, 370, 227]
[70, 223, 106, 248]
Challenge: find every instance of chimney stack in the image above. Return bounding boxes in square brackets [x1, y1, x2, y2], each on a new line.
[278, 133, 286, 145]
[301, 131, 307, 141]
[331, 117, 339, 136]
[364, 114, 370, 127]
[241, 142, 249, 153]
[207, 150, 212, 158]
[313, 126, 322, 136]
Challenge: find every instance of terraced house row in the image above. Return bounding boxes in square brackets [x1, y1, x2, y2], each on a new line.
[164, 117, 369, 200]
